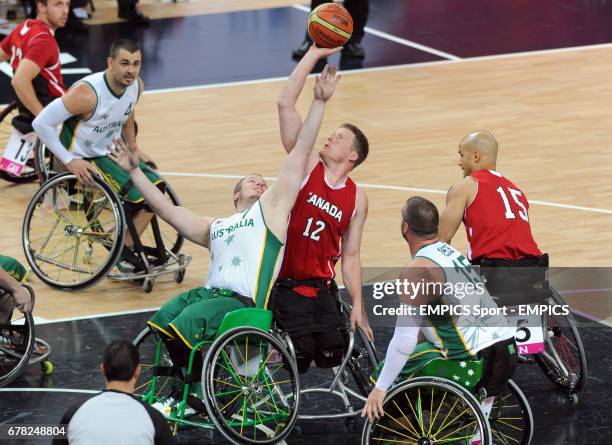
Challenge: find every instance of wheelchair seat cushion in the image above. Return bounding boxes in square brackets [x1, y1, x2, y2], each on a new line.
[89, 155, 164, 204]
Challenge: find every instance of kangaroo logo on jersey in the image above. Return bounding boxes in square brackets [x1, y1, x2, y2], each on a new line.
[306, 193, 343, 222]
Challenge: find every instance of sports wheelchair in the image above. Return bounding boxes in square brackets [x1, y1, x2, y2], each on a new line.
[0, 101, 52, 184]
[0, 285, 53, 387]
[506, 288, 587, 403]
[22, 171, 191, 292]
[362, 360, 533, 445]
[133, 300, 379, 444]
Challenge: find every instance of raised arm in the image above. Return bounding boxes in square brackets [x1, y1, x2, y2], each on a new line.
[262, 64, 341, 239]
[109, 139, 213, 248]
[32, 83, 98, 184]
[438, 178, 476, 244]
[277, 45, 341, 153]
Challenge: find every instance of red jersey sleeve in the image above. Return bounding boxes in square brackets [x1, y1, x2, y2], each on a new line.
[23, 33, 56, 69]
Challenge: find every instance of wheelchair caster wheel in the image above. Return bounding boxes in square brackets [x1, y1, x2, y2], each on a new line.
[568, 392, 579, 404]
[174, 268, 185, 283]
[143, 278, 154, 293]
[345, 417, 358, 430]
[41, 360, 54, 375]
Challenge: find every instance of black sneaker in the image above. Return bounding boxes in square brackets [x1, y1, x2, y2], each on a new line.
[119, 7, 151, 25]
[342, 41, 365, 58]
[292, 38, 313, 59]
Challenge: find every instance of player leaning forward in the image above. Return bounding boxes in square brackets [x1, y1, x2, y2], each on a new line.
[362, 197, 518, 431]
[108, 65, 342, 413]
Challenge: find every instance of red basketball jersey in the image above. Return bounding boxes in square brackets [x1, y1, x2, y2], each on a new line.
[0, 19, 65, 98]
[279, 161, 357, 280]
[463, 169, 542, 262]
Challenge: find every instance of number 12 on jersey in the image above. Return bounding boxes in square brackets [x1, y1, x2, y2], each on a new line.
[303, 217, 326, 241]
[496, 186, 529, 222]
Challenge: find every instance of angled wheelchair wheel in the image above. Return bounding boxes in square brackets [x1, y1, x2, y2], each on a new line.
[535, 290, 587, 394]
[22, 173, 126, 290]
[0, 102, 39, 184]
[489, 379, 533, 445]
[0, 301, 35, 387]
[203, 327, 300, 445]
[361, 377, 492, 445]
[342, 302, 378, 396]
[133, 326, 176, 403]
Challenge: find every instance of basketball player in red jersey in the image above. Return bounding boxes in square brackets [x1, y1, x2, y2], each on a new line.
[272, 45, 371, 373]
[0, 0, 68, 132]
[439, 130, 548, 298]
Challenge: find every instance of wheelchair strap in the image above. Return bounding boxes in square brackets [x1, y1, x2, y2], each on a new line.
[210, 288, 255, 308]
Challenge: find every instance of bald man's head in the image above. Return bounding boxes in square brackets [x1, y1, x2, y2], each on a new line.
[457, 131, 498, 177]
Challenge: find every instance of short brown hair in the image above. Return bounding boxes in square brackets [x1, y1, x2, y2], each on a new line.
[401, 196, 439, 238]
[341, 123, 369, 169]
[233, 174, 263, 207]
[109, 39, 141, 59]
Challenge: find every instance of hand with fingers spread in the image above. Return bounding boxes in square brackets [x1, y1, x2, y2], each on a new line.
[314, 64, 341, 102]
[362, 387, 386, 423]
[108, 138, 141, 173]
[67, 159, 98, 185]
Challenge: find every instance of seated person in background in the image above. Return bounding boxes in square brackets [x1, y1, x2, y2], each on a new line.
[54, 340, 174, 445]
[362, 197, 517, 424]
[438, 131, 549, 302]
[0, 255, 32, 324]
[108, 65, 341, 414]
[0, 0, 69, 134]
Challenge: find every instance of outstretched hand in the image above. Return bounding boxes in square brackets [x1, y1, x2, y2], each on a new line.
[314, 64, 341, 102]
[307, 44, 342, 59]
[108, 138, 140, 173]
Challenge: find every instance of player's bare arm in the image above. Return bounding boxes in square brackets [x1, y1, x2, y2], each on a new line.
[341, 188, 373, 340]
[33, 82, 99, 184]
[277, 45, 341, 154]
[11, 59, 44, 116]
[438, 177, 477, 244]
[263, 64, 341, 240]
[109, 138, 213, 248]
[0, 47, 9, 62]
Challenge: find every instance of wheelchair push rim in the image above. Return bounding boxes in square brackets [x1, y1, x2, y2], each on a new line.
[361, 377, 492, 445]
[203, 327, 300, 445]
[22, 173, 126, 290]
[0, 309, 35, 388]
[489, 379, 533, 445]
[535, 291, 587, 394]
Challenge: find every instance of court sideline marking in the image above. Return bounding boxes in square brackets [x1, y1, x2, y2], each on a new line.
[158, 171, 612, 215]
[291, 4, 461, 60]
[144, 41, 612, 96]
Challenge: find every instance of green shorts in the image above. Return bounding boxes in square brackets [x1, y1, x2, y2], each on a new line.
[90, 155, 163, 204]
[148, 287, 249, 349]
[0, 255, 27, 282]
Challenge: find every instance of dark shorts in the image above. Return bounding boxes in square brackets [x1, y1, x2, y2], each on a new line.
[270, 279, 348, 373]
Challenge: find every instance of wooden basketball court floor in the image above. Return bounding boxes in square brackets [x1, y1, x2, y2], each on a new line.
[1, 1, 612, 443]
[1, 43, 611, 324]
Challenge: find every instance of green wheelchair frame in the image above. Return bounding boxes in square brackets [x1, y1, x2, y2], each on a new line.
[362, 358, 534, 445]
[135, 303, 379, 444]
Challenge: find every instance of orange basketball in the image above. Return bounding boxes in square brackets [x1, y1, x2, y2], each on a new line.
[307, 3, 353, 49]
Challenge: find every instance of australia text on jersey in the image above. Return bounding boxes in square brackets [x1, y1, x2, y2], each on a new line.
[211, 218, 254, 240]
